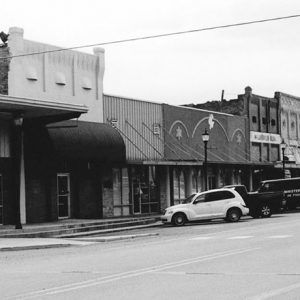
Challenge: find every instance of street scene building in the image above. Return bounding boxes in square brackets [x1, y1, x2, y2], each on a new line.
[190, 86, 283, 189]
[275, 91, 300, 178]
[1, 27, 300, 226]
[162, 104, 250, 204]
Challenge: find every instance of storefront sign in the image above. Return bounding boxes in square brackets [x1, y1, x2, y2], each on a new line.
[250, 131, 281, 144]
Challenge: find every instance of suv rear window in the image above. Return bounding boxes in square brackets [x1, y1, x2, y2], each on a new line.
[206, 191, 234, 202]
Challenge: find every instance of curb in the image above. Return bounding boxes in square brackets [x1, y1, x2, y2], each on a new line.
[71, 232, 160, 242]
[0, 231, 160, 251]
[54, 222, 163, 238]
[0, 243, 72, 252]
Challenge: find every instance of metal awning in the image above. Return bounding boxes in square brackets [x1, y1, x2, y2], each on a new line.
[0, 94, 88, 122]
[47, 120, 126, 162]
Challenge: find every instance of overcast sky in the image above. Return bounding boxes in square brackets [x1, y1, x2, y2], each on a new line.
[2, 0, 300, 105]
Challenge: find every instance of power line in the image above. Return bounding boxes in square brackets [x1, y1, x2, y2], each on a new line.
[1, 14, 300, 60]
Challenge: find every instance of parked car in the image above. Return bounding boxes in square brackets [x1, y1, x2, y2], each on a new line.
[161, 188, 249, 226]
[256, 177, 300, 210]
[224, 184, 284, 218]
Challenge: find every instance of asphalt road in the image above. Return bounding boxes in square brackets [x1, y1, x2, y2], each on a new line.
[1, 213, 300, 300]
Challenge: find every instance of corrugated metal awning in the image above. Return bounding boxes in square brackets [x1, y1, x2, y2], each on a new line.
[47, 120, 126, 162]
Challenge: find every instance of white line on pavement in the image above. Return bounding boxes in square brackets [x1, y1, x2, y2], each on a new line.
[9, 247, 260, 299]
[267, 235, 293, 239]
[189, 236, 214, 240]
[249, 281, 300, 300]
[227, 236, 254, 240]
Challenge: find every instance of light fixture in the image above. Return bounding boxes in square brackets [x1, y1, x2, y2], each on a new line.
[14, 115, 24, 126]
[202, 128, 210, 191]
[202, 128, 210, 142]
[281, 140, 286, 179]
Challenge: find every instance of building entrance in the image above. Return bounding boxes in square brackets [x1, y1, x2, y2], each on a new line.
[57, 173, 70, 218]
[131, 166, 159, 214]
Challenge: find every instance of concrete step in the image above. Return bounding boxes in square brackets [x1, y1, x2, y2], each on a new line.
[0, 217, 161, 238]
[55, 222, 163, 238]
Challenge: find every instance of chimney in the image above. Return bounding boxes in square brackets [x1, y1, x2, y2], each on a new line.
[244, 86, 252, 97]
[8, 27, 24, 55]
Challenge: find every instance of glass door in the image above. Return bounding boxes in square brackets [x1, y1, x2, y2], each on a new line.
[57, 173, 70, 218]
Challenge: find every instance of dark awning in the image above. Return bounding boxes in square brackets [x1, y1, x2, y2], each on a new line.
[47, 120, 126, 163]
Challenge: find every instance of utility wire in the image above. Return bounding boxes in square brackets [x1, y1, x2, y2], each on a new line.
[1, 14, 300, 60]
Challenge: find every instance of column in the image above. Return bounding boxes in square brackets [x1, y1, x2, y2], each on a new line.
[165, 166, 171, 207]
[186, 167, 193, 196]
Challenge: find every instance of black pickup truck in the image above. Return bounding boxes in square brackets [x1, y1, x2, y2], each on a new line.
[224, 184, 284, 218]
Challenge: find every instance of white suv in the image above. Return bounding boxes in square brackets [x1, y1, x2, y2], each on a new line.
[161, 188, 249, 226]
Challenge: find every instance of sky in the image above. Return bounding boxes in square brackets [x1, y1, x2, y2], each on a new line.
[2, 0, 300, 105]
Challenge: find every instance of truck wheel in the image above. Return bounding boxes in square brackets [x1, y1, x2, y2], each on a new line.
[171, 213, 187, 226]
[260, 204, 272, 218]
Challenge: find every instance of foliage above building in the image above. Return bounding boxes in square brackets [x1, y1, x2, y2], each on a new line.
[182, 97, 246, 116]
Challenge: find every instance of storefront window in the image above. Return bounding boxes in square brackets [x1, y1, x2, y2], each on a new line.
[173, 169, 179, 202]
[192, 168, 201, 193]
[208, 168, 216, 190]
[179, 171, 185, 199]
[113, 168, 122, 216]
[149, 166, 158, 213]
[208, 175, 216, 190]
[173, 168, 186, 205]
[113, 168, 130, 216]
[131, 166, 159, 214]
[224, 169, 232, 186]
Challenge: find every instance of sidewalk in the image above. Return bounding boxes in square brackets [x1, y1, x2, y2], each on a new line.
[0, 216, 162, 238]
[0, 231, 161, 251]
[0, 217, 163, 251]
[0, 238, 95, 251]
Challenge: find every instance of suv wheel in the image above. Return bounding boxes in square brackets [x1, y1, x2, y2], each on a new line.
[172, 213, 186, 226]
[260, 204, 272, 218]
[226, 208, 241, 222]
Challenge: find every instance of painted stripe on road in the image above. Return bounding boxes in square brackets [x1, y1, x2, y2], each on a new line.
[227, 236, 254, 240]
[9, 247, 260, 299]
[267, 235, 293, 239]
[249, 281, 300, 300]
[189, 236, 214, 240]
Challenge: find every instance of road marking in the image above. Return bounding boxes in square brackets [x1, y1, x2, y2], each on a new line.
[156, 271, 300, 276]
[249, 281, 300, 300]
[267, 235, 293, 239]
[227, 236, 254, 240]
[9, 247, 260, 299]
[189, 236, 214, 240]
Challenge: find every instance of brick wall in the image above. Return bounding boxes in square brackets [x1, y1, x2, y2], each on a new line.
[0, 46, 9, 95]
